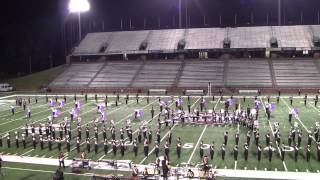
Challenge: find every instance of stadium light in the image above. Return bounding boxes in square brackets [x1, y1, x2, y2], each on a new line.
[69, 0, 90, 13]
[69, 0, 90, 41]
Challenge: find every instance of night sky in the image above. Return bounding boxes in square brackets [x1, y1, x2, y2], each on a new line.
[0, 0, 320, 77]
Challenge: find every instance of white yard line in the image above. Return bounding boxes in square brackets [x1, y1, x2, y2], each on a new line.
[307, 102, 320, 114]
[139, 97, 202, 164]
[280, 97, 310, 133]
[3, 166, 93, 177]
[187, 125, 207, 164]
[20, 149, 34, 156]
[68, 98, 158, 154]
[4, 100, 138, 158]
[187, 97, 221, 164]
[260, 97, 288, 172]
[0, 101, 77, 127]
[0, 101, 95, 135]
[139, 124, 178, 164]
[69, 100, 137, 133]
[98, 101, 176, 161]
[235, 98, 241, 170]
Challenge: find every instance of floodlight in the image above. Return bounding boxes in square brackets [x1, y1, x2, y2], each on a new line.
[69, 0, 90, 13]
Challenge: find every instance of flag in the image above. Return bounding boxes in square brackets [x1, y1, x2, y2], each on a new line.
[135, 109, 144, 118]
[227, 98, 236, 106]
[60, 100, 65, 108]
[270, 103, 277, 112]
[293, 107, 300, 118]
[101, 111, 106, 122]
[49, 100, 56, 107]
[255, 100, 262, 109]
[98, 104, 105, 113]
[72, 108, 78, 118]
[175, 98, 183, 106]
[160, 100, 167, 106]
[78, 100, 84, 109]
[53, 109, 62, 118]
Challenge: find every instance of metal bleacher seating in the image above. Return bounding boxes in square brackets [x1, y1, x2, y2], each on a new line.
[226, 60, 272, 87]
[89, 62, 142, 88]
[273, 60, 320, 88]
[184, 28, 225, 49]
[73, 32, 112, 54]
[146, 29, 185, 51]
[271, 26, 313, 48]
[178, 61, 224, 87]
[51, 63, 103, 88]
[105, 30, 149, 53]
[228, 26, 271, 48]
[72, 25, 320, 55]
[131, 61, 181, 88]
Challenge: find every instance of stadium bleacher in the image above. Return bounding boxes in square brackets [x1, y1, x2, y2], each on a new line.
[72, 25, 320, 55]
[132, 61, 181, 88]
[184, 28, 225, 49]
[73, 32, 112, 55]
[271, 26, 313, 48]
[273, 60, 320, 88]
[50, 59, 320, 89]
[228, 26, 271, 48]
[178, 61, 224, 87]
[105, 30, 149, 53]
[89, 62, 143, 88]
[226, 60, 273, 88]
[146, 29, 185, 51]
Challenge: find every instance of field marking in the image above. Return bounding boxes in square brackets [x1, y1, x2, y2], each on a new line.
[98, 100, 176, 161]
[139, 124, 178, 164]
[307, 102, 320, 114]
[234, 98, 241, 170]
[16, 99, 136, 159]
[260, 97, 288, 172]
[20, 149, 34, 156]
[3, 166, 93, 177]
[69, 100, 137, 133]
[0, 99, 80, 127]
[68, 98, 158, 154]
[139, 97, 202, 164]
[0, 101, 95, 135]
[187, 97, 220, 164]
[187, 125, 207, 164]
[280, 97, 311, 134]
[3, 100, 136, 157]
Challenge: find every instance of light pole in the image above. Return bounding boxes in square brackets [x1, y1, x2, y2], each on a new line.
[69, 0, 90, 41]
[278, 0, 281, 25]
[179, 0, 182, 28]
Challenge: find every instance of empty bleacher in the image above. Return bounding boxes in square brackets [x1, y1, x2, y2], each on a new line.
[51, 63, 103, 88]
[89, 62, 142, 88]
[147, 29, 185, 51]
[178, 61, 224, 87]
[50, 59, 320, 90]
[184, 28, 225, 49]
[105, 30, 149, 53]
[72, 25, 320, 55]
[273, 60, 320, 88]
[271, 26, 313, 48]
[131, 61, 181, 88]
[226, 60, 272, 87]
[73, 32, 111, 55]
[228, 26, 271, 48]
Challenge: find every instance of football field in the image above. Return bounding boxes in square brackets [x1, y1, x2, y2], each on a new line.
[0, 93, 320, 179]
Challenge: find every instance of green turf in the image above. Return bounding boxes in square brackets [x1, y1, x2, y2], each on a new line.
[3, 65, 67, 91]
[0, 94, 320, 180]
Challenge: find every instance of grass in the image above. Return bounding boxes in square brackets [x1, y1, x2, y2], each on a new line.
[3, 65, 66, 91]
[0, 94, 320, 179]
